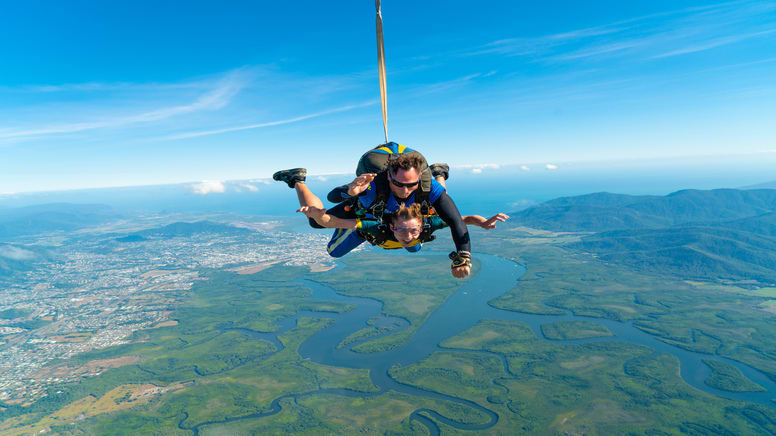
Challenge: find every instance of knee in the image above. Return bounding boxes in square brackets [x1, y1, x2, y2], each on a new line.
[308, 217, 324, 229]
[327, 247, 346, 258]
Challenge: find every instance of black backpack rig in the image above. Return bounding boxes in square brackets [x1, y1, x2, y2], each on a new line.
[339, 142, 437, 248]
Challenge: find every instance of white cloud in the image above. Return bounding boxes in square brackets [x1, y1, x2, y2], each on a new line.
[509, 199, 538, 210]
[458, 163, 501, 174]
[521, 165, 531, 171]
[0, 71, 250, 143]
[0, 245, 36, 261]
[237, 182, 259, 192]
[457, 163, 501, 169]
[314, 176, 329, 182]
[651, 29, 776, 59]
[160, 101, 375, 141]
[189, 180, 226, 195]
[545, 164, 558, 170]
[411, 73, 484, 96]
[464, 0, 776, 63]
[0, 80, 209, 94]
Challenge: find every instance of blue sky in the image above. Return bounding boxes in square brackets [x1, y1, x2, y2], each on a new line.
[1, 0, 775, 194]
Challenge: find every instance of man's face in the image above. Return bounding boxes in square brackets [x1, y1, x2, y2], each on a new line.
[390, 217, 423, 247]
[388, 167, 420, 200]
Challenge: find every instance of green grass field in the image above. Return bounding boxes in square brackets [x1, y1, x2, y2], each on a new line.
[703, 359, 766, 392]
[395, 319, 776, 434]
[540, 321, 613, 340]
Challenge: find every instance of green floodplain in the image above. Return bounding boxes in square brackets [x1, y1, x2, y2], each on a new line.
[3, 228, 776, 434]
[702, 359, 766, 393]
[540, 321, 613, 340]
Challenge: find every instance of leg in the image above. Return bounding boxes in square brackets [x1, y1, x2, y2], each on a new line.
[273, 168, 327, 229]
[273, 167, 324, 208]
[295, 182, 324, 209]
[429, 163, 449, 189]
[326, 228, 367, 257]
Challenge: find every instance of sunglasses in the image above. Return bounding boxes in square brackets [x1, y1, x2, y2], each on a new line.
[388, 171, 420, 188]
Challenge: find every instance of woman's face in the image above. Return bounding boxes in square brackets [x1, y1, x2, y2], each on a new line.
[390, 217, 423, 247]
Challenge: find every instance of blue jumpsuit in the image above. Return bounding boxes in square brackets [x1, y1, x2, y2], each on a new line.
[326, 180, 445, 257]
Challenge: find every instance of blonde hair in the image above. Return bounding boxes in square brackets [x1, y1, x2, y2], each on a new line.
[392, 203, 423, 223]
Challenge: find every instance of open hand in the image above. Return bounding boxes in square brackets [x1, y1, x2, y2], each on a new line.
[481, 213, 510, 229]
[347, 173, 377, 196]
[297, 205, 326, 220]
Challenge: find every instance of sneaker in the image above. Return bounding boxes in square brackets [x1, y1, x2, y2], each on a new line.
[429, 163, 449, 180]
[273, 168, 307, 188]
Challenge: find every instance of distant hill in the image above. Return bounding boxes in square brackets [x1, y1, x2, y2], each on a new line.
[570, 226, 776, 283]
[512, 189, 776, 284]
[512, 189, 776, 232]
[126, 221, 255, 239]
[0, 203, 119, 240]
[742, 180, 776, 189]
[115, 234, 147, 243]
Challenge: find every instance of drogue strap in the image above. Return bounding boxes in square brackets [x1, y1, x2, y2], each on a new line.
[376, 0, 389, 144]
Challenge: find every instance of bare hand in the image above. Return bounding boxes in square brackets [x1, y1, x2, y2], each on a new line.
[347, 173, 377, 196]
[297, 205, 326, 220]
[480, 213, 510, 229]
[452, 265, 471, 279]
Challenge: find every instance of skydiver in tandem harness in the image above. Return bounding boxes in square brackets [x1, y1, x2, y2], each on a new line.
[273, 142, 509, 278]
[272, 3, 510, 277]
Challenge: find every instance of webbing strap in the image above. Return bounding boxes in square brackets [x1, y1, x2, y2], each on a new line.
[375, 0, 389, 144]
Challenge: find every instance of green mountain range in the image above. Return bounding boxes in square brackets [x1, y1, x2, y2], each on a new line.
[0, 203, 118, 241]
[512, 189, 776, 284]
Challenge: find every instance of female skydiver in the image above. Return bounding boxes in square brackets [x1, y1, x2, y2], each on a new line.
[299, 201, 508, 254]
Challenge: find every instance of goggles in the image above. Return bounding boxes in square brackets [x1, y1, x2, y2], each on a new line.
[394, 225, 422, 235]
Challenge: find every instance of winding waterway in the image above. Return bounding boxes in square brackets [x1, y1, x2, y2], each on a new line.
[192, 253, 776, 434]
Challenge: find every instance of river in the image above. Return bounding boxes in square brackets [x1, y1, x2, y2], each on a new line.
[191, 253, 776, 435]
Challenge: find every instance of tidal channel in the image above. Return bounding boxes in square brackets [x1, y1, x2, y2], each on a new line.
[192, 253, 776, 435]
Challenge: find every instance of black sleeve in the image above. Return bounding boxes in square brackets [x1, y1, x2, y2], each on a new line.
[433, 192, 471, 253]
[326, 185, 351, 204]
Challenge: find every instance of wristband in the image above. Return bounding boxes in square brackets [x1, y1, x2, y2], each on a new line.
[449, 250, 472, 269]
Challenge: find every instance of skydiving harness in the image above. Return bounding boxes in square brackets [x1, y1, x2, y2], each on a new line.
[347, 171, 437, 247]
[337, 4, 436, 249]
[358, 219, 436, 248]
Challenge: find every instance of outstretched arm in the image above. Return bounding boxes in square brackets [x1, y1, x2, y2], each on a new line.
[462, 213, 510, 229]
[297, 206, 358, 229]
[434, 192, 471, 253]
[433, 192, 471, 279]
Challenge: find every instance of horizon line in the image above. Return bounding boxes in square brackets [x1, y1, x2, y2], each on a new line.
[2, 150, 776, 197]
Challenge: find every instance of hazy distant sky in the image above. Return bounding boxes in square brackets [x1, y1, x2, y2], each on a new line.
[1, 0, 775, 193]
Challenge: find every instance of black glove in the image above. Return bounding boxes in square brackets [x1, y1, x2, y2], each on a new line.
[449, 250, 472, 269]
